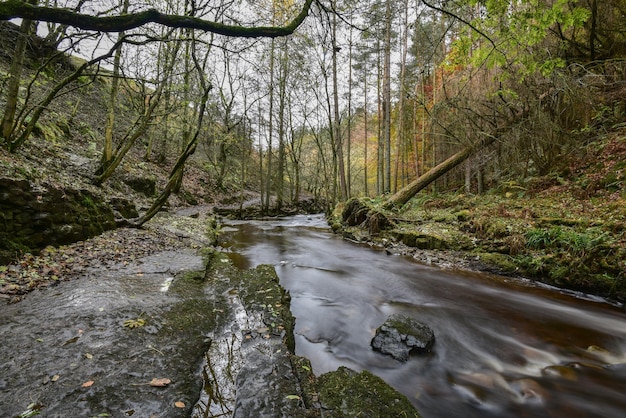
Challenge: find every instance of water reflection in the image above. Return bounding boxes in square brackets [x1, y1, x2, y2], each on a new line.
[220, 214, 626, 417]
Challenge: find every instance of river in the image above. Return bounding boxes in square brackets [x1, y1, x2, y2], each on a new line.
[220, 214, 626, 418]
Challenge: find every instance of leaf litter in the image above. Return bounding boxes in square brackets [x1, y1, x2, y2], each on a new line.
[1, 226, 186, 303]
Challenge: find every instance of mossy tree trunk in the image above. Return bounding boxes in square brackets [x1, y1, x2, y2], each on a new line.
[0, 5, 35, 145]
[384, 136, 496, 209]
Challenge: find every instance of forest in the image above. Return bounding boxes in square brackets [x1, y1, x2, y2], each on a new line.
[1, 2, 626, 417]
[0, 1, 625, 297]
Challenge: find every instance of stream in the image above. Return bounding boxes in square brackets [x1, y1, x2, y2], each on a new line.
[220, 214, 626, 418]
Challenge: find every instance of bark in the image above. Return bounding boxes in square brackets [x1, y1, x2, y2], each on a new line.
[101, 0, 129, 169]
[382, 0, 392, 194]
[0, 0, 314, 37]
[384, 136, 496, 209]
[332, 5, 347, 201]
[1, 15, 32, 142]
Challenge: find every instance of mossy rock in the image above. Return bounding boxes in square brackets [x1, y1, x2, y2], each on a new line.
[393, 230, 448, 250]
[317, 367, 421, 417]
[237, 264, 296, 352]
[477, 252, 519, 273]
[124, 176, 157, 197]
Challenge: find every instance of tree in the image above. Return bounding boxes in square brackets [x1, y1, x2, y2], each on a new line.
[101, 0, 130, 173]
[381, 0, 392, 193]
[384, 135, 496, 209]
[0, 0, 315, 152]
[0, 6, 34, 142]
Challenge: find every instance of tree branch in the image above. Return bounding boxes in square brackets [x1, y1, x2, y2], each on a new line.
[0, 0, 314, 37]
[421, 0, 499, 52]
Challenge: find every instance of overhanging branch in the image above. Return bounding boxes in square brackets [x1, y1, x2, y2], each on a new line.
[0, 0, 314, 37]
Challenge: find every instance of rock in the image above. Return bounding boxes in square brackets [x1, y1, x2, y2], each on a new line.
[109, 197, 139, 219]
[371, 314, 435, 361]
[124, 176, 156, 197]
[316, 366, 421, 417]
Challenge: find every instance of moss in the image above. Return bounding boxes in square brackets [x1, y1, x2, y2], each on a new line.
[393, 230, 448, 250]
[238, 264, 296, 353]
[179, 269, 206, 282]
[82, 195, 96, 209]
[316, 367, 421, 417]
[455, 209, 472, 222]
[476, 252, 519, 273]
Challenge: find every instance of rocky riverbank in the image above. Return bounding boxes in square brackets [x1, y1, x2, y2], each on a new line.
[333, 192, 626, 305]
[0, 207, 421, 417]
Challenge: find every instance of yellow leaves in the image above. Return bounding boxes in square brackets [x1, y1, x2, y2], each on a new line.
[123, 318, 146, 328]
[82, 380, 95, 388]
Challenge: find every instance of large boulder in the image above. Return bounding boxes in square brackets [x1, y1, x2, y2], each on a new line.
[371, 314, 435, 362]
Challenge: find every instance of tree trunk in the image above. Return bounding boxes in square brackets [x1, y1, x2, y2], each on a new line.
[332, 5, 347, 201]
[101, 0, 128, 170]
[383, 0, 392, 194]
[1, 14, 33, 143]
[384, 136, 496, 209]
[394, 0, 409, 192]
[363, 70, 369, 196]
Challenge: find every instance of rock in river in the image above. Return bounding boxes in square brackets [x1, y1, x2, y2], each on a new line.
[371, 314, 435, 361]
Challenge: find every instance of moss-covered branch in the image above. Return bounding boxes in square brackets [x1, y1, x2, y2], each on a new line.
[0, 0, 314, 37]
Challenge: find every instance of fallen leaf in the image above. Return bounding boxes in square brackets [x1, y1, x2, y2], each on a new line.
[51, 374, 60, 382]
[123, 318, 146, 328]
[149, 378, 171, 387]
[63, 336, 79, 346]
[84, 353, 93, 359]
[174, 401, 185, 408]
[82, 380, 94, 388]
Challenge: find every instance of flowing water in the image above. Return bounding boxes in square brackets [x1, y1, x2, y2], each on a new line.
[220, 214, 626, 418]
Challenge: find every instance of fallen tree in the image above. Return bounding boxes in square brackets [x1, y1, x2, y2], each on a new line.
[384, 136, 497, 209]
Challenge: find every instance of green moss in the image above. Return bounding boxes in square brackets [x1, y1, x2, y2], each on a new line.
[455, 209, 472, 222]
[238, 264, 296, 353]
[317, 367, 421, 417]
[393, 230, 448, 250]
[179, 269, 206, 282]
[477, 252, 519, 272]
[82, 195, 96, 208]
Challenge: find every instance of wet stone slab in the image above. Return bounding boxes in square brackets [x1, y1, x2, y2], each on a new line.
[0, 248, 216, 417]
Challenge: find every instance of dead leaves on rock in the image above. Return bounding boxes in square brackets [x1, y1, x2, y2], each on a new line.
[1, 227, 185, 303]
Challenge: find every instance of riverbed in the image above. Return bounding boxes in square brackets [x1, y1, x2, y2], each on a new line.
[220, 214, 626, 418]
